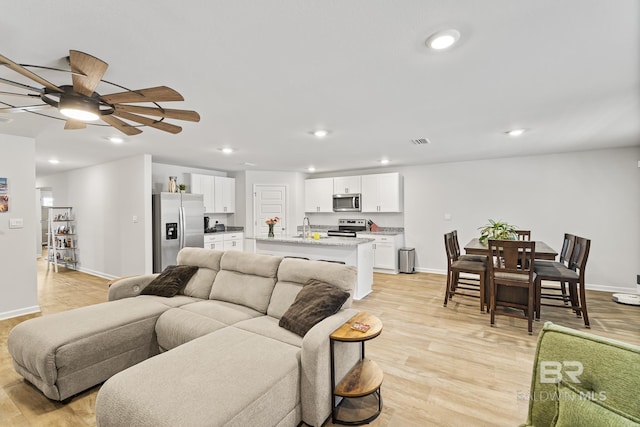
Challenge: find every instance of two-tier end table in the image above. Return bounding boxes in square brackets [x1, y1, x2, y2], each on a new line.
[329, 311, 383, 425]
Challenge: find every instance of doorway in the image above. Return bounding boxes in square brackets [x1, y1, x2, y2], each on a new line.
[253, 185, 287, 238]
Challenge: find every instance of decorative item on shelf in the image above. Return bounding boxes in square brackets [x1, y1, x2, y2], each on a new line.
[265, 216, 280, 238]
[168, 176, 178, 193]
[178, 184, 186, 193]
[478, 219, 518, 244]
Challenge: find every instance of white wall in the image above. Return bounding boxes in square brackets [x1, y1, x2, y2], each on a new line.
[0, 135, 39, 320]
[327, 147, 640, 292]
[37, 155, 152, 278]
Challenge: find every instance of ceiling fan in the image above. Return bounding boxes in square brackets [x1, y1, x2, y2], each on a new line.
[0, 50, 200, 135]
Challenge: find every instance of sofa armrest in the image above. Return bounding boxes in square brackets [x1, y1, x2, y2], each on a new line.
[107, 275, 158, 301]
[300, 308, 360, 427]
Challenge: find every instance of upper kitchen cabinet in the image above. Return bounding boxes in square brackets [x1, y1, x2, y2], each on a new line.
[190, 174, 235, 214]
[190, 173, 214, 212]
[333, 176, 361, 195]
[214, 176, 235, 213]
[361, 172, 402, 212]
[305, 177, 334, 213]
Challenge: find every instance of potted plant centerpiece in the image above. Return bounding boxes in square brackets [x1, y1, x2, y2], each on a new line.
[478, 219, 518, 244]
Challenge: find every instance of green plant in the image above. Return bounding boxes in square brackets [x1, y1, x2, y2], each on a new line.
[178, 184, 186, 191]
[478, 219, 518, 244]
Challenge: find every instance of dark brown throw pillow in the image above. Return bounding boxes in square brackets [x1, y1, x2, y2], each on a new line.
[279, 279, 350, 337]
[141, 265, 198, 298]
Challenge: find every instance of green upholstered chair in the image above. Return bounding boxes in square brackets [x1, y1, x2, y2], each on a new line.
[520, 322, 640, 427]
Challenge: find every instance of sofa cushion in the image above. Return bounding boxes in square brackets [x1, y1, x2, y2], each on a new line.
[210, 251, 282, 313]
[552, 381, 640, 426]
[181, 300, 262, 325]
[95, 327, 302, 427]
[177, 248, 223, 299]
[268, 258, 357, 319]
[279, 280, 350, 337]
[234, 316, 303, 348]
[155, 308, 228, 351]
[141, 265, 198, 297]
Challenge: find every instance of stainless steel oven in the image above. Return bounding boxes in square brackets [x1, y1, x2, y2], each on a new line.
[332, 193, 361, 212]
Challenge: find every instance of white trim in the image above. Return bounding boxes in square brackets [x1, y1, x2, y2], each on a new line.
[77, 267, 118, 280]
[0, 305, 41, 321]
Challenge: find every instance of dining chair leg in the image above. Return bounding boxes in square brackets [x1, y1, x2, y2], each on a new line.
[578, 280, 590, 328]
[478, 270, 485, 313]
[443, 269, 451, 307]
[527, 288, 534, 335]
[535, 278, 541, 321]
[560, 281, 569, 305]
[490, 281, 496, 326]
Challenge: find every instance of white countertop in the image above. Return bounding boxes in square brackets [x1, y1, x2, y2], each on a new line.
[250, 235, 374, 246]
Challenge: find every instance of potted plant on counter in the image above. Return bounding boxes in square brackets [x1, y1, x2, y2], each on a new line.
[478, 219, 517, 244]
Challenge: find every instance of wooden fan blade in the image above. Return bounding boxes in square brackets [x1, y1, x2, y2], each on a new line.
[0, 104, 50, 113]
[0, 77, 45, 93]
[101, 115, 143, 136]
[0, 90, 41, 98]
[0, 54, 62, 93]
[69, 50, 108, 97]
[113, 110, 182, 134]
[114, 104, 200, 122]
[64, 119, 87, 130]
[100, 86, 184, 104]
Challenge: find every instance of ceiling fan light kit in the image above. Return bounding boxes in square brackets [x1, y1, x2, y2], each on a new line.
[0, 50, 200, 135]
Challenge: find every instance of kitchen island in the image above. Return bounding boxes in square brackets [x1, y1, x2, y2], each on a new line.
[251, 236, 374, 299]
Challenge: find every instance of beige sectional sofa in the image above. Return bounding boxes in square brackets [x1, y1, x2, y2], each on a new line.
[8, 248, 362, 427]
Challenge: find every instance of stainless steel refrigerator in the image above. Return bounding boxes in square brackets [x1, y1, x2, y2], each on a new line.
[153, 192, 204, 272]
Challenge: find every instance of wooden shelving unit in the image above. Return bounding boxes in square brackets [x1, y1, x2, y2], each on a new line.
[330, 311, 383, 425]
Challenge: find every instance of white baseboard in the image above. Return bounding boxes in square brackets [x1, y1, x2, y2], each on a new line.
[76, 267, 118, 280]
[0, 305, 41, 321]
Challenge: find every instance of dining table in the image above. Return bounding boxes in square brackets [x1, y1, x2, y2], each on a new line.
[464, 238, 558, 260]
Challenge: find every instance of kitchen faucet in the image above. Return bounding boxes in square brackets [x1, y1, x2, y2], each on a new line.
[302, 216, 311, 238]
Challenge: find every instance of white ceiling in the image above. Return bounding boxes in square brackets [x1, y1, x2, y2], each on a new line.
[1, 0, 638, 178]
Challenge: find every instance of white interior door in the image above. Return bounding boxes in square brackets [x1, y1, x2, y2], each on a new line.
[254, 185, 287, 238]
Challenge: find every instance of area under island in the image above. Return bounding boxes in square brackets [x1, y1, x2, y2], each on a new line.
[251, 235, 374, 299]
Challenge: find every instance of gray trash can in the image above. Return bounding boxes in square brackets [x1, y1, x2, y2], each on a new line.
[398, 247, 415, 273]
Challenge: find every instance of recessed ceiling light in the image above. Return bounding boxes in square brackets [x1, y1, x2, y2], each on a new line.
[506, 128, 527, 137]
[307, 166, 316, 172]
[219, 147, 234, 154]
[379, 159, 390, 165]
[426, 29, 461, 50]
[48, 159, 60, 164]
[108, 136, 124, 144]
[311, 129, 329, 138]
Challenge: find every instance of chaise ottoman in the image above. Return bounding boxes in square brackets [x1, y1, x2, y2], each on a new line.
[7, 297, 175, 400]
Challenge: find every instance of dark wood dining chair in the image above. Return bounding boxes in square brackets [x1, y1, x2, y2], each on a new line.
[452, 230, 487, 263]
[516, 230, 531, 241]
[443, 231, 488, 313]
[534, 235, 591, 328]
[487, 239, 536, 334]
[535, 233, 576, 307]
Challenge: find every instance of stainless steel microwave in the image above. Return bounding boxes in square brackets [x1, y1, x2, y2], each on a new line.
[333, 193, 361, 212]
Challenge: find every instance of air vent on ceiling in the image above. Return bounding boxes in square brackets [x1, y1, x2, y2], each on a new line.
[410, 138, 430, 145]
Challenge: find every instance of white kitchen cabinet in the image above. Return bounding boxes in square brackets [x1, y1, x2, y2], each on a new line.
[223, 232, 244, 251]
[333, 176, 361, 195]
[190, 173, 215, 212]
[361, 173, 402, 212]
[204, 234, 224, 251]
[214, 176, 235, 213]
[205, 232, 243, 251]
[359, 233, 404, 274]
[304, 178, 334, 213]
[191, 174, 235, 214]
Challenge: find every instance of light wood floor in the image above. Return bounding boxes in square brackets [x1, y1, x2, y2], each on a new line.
[1, 258, 638, 427]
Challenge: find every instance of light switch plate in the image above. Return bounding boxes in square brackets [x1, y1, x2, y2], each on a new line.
[9, 218, 24, 229]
